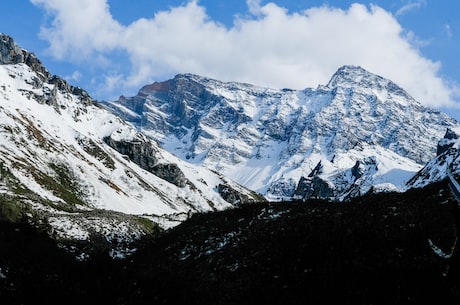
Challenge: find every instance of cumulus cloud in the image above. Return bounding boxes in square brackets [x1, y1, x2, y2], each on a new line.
[246, 0, 263, 15]
[31, 0, 459, 108]
[31, 0, 124, 60]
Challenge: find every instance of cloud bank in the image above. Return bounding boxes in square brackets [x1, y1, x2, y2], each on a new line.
[31, 0, 459, 108]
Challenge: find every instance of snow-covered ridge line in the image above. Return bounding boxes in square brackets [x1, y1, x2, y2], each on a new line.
[105, 66, 459, 201]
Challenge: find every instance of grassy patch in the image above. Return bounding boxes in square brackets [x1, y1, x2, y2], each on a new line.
[77, 137, 115, 170]
[0, 162, 32, 196]
[135, 216, 162, 235]
[98, 177, 127, 195]
[32, 162, 87, 208]
[17, 111, 48, 147]
[0, 195, 32, 223]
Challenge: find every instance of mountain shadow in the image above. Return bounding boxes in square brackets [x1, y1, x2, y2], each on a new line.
[1, 181, 460, 304]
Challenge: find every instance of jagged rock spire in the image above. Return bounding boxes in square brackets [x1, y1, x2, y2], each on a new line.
[0, 33, 24, 64]
[437, 128, 459, 156]
[0, 33, 93, 106]
[0, 33, 51, 81]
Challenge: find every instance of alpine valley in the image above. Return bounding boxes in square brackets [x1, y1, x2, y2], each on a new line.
[1, 33, 460, 304]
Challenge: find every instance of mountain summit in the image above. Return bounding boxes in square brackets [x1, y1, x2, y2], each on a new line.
[327, 65, 409, 96]
[105, 65, 459, 200]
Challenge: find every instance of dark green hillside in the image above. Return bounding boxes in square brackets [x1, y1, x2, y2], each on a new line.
[1, 181, 459, 304]
[123, 181, 460, 305]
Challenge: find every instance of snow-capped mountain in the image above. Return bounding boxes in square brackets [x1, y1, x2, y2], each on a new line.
[0, 34, 262, 249]
[105, 66, 459, 200]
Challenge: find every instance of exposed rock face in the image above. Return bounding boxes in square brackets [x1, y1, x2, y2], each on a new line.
[294, 176, 335, 200]
[217, 183, 253, 205]
[407, 129, 460, 189]
[351, 157, 378, 180]
[104, 136, 159, 173]
[294, 161, 334, 199]
[1, 33, 50, 82]
[1, 33, 93, 107]
[103, 135, 188, 188]
[293, 157, 379, 200]
[151, 163, 187, 188]
[342, 157, 379, 199]
[437, 128, 459, 156]
[0, 34, 28, 65]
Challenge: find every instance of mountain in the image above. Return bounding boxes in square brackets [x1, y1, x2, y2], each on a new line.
[104, 66, 459, 200]
[0, 34, 262, 256]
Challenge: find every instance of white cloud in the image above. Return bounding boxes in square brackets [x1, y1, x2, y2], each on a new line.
[395, 0, 426, 17]
[246, 0, 263, 15]
[445, 23, 453, 39]
[31, 0, 460, 109]
[31, 0, 124, 60]
[65, 70, 82, 82]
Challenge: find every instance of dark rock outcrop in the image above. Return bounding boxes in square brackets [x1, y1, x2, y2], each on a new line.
[1, 33, 93, 106]
[294, 160, 337, 200]
[351, 157, 378, 180]
[104, 136, 158, 171]
[151, 163, 187, 188]
[294, 176, 335, 200]
[104, 136, 189, 188]
[1, 33, 50, 81]
[217, 183, 256, 205]
[437, 128, 459, 156]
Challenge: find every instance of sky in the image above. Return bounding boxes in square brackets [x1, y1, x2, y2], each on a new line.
[1, 0, 460, 119]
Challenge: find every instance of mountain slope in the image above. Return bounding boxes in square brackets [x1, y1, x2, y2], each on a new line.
[105, 66, 459, 200]
[0, 34, 262, 253]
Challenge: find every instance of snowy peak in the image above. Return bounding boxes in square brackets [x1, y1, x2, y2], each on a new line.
[326, 65, 415, 102]
[105, 66, 460, 201]
[327, 65, 382, 88]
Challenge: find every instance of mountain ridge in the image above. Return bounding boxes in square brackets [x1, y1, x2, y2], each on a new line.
[105, 65, 459, 200]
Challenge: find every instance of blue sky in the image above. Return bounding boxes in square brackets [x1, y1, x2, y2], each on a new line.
[1, 0, 460, 119]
